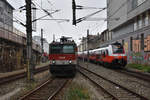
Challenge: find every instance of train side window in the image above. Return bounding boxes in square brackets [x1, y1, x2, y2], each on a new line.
[103, 51, 106, 56]
[99, 51, 101, 54]
[106, 50, 108, 55]
[101, 50, 103, 55]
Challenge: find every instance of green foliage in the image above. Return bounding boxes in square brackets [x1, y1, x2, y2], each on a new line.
[127, 63, 150, 73]
[131, 52, 142, 56]
[64, 83, 90, 100]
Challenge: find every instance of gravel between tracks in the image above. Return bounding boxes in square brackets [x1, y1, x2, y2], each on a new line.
[79, 61, 150, 99]
[53, 73, 105, 100]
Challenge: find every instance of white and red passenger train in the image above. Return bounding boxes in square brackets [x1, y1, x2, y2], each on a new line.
[78, 42, 127, 68]
[49, 36, 77, 76]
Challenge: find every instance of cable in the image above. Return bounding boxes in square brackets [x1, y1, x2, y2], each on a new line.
[14, 15, 25, 23]
[46, 0, 66, 34]
[13, 17, 26, 27]
[35, 0, 66, 34]
[76, 8, 106, 23]
[91, 21, 106, 34]
[76, 5, 106, 10]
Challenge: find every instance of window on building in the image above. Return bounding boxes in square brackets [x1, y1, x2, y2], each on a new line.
[133, 39, 141, 53]
[137, 0, 146, 6]
[132, 0, 137, 9]
[148, 11, 150, 25]
[142, 14, 146, 27]
[138, 15, 142, 29]
[132, 0, 146, 10]
[147, 35, 150, 51]
[130, 37, 133, 51]
[122, 39, 124, 46]
[141, 34, 144, 50]
[145, 12, 149, 26]
[134, 18, 138, 31]
[144, 37, 148, 52]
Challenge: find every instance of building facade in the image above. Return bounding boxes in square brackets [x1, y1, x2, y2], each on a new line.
[33, 36, 49, 54]
[0, 1, 42, 72]
[0, 0, 14, 31]
[77, 29, 111, 52]
[107, 0, 150, 64]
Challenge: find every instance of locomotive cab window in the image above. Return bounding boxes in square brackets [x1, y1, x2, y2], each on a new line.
[63, 45, 75, 54]
[50, 45, 61, 54]
[112, 45, 124, 54]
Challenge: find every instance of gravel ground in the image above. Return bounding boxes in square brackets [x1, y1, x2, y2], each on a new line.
[79, 61, 150, 99]
[79, 67, 140, 100]
[54, 73, 106, 100]
[0, 70, 51, 100]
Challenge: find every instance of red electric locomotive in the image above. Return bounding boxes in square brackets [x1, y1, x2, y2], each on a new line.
[49, 36, 77, 76]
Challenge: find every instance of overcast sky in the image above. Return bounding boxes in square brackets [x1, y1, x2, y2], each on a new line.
[7, 0, 107, 44]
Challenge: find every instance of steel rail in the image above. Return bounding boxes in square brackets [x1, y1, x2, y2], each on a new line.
[48, 79, 69, 100]
[0, 65, 49, 85]
[78, 66, 118, 100]
[19, 79, 53, 100]
[118, 68, 150, 82]
[78, 65, 149, 100]
[19, 78, 69, 100]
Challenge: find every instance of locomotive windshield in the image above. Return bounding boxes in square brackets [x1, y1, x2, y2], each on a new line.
[112, 45, 124, 53]
[50, 45, 62, 54]
[63, 45, 74, 54]
[50, 44, 75, 54]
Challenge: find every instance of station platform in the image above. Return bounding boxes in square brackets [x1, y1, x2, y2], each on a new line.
[0, 62, 50, 79]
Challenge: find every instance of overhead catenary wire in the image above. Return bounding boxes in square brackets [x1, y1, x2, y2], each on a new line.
[76, 5, 106, 10]
[76, 7, 106, 24]
[33, 0, 66, 34]
[93, 21, 107, 34]
[32, 9, 60, 22]
[90, 21, 106, 33]
[46, 0, 66, 34]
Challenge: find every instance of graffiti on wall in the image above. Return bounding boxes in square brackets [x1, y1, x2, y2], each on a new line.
[130, 34, 150, 63]
[130, 53, 150, 63]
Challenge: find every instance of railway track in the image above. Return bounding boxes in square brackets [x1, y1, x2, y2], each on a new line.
[0, 66, 49, 85]
[116, 68, 150, 83]
[83, 61, 150, 83]
[78, 65, 149, 100]
[19, 78, 69, 100]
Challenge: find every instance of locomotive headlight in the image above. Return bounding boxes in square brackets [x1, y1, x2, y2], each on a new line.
[69, 60, 72, 64]
[52, 60, 55, 64]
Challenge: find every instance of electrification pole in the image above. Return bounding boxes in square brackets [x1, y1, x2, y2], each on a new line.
[25, 0, 34, 81]
[87, 29, 89, 62]
[41, 28, 44, 62]
[72, 0, 76, 25]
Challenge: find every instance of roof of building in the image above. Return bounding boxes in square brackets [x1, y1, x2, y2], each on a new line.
[4, 0, 15, 10]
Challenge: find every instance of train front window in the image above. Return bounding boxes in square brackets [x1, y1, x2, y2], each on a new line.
[50, 45, 61, 54]
[112, 45, 124, 53]
[63, 45, 74, 54]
